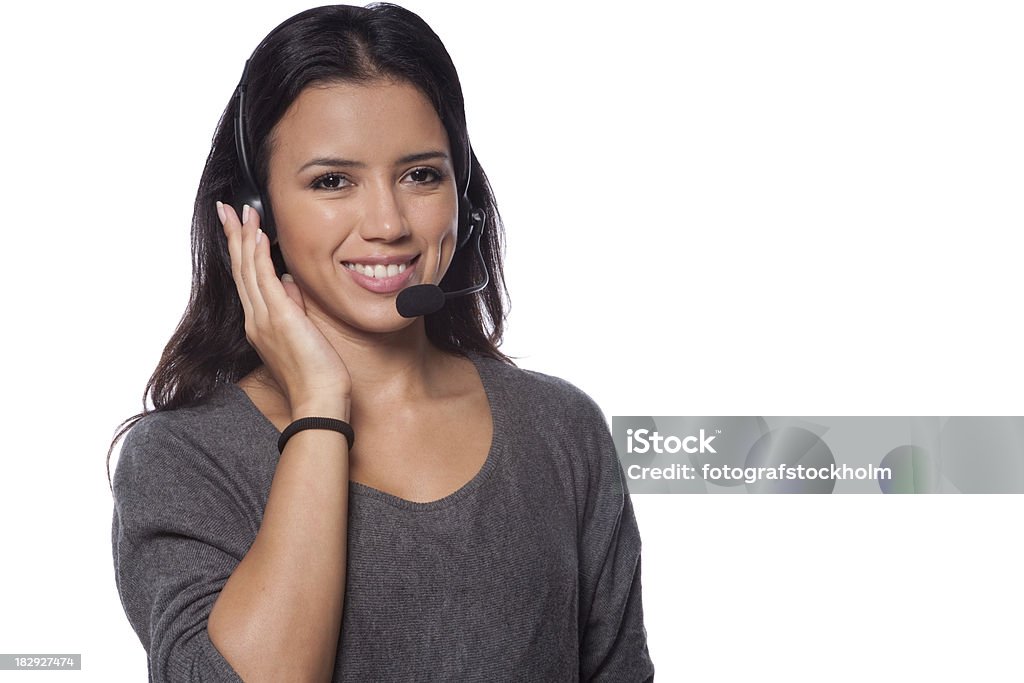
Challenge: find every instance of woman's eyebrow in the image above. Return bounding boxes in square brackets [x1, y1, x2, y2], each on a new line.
[297, 150, 449, 173]
[397, 150, 448, 164]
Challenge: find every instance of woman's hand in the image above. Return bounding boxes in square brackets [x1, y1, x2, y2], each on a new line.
[218, 201, 351, 420]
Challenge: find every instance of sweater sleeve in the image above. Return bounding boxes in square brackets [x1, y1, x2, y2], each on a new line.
[573, 393, 656, 682]
[111, 414, 246, 682]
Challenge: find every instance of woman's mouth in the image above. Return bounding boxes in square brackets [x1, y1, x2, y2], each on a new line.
[341, 255, 419, 293]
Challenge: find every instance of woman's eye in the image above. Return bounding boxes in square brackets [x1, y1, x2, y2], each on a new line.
[312, 173, 351, 190]
[406, 167, 443, 184]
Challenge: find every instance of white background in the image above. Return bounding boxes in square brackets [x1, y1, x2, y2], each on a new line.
[1, 1, 1022, 680]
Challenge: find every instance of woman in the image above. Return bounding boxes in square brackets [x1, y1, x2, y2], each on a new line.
[110, 4, 654, 681]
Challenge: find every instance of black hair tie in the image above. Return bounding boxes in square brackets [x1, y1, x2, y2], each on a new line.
[278, 417, 355, 454]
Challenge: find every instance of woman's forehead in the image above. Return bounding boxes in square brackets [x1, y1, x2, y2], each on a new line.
[269, 80, 451, 170]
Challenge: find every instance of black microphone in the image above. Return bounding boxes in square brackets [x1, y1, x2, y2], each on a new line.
[396, 210, 489, 318]
[396, 285, 446, 318]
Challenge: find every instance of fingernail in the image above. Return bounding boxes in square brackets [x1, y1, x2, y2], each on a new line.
[256, 228, 263, 245]
[282, 273, 294, 283]
[242, 204, 251, 224]
[215, 200, 226, 224]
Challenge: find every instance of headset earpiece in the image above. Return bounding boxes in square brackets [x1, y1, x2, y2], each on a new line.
[455, 143, 484, 251]
[457, 201, 482, 251]
[232, 59, 278, 244]
[233, 191, 277, 242]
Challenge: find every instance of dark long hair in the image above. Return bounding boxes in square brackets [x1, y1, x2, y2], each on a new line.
[108, 3, 511, 480]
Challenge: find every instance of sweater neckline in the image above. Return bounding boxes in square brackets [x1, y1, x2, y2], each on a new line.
[221, 351, 506, 512]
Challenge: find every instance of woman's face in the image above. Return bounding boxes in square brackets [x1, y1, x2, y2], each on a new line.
[265, 79, 459, 335]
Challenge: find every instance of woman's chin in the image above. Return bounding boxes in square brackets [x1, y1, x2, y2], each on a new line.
[334, 302, 421, 336]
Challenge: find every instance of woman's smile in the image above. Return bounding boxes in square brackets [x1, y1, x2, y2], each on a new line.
[342, 254, 420, 293]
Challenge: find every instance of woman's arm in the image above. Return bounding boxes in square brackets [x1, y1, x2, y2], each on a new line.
[572, 393, 655, 682]
[112, 403, 348, 682]
[207, 400, 350, 682]
[206, 203, 354, 681]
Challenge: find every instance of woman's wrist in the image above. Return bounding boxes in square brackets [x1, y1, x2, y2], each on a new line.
[251, 367, 351, 421]
[290, 397, 351, 423]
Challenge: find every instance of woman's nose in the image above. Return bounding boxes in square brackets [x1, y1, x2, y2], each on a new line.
[358, 185, 410, 242]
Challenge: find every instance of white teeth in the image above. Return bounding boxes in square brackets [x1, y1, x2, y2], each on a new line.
[344, 261, 410, 278]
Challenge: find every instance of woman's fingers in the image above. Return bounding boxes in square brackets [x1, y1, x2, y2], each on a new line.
[219, 201, 258, 326]
[249, 215, 301, 317]
[219, 200, 303, 334]
[237, 204, 270, 322]
[279, 274, 306, 312]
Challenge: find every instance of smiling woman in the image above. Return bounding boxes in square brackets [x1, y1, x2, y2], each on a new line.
[266, 81, 460, 332]
[108, 3, 654, 681]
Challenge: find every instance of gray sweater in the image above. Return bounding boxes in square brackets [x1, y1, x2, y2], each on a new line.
[112, 353, 654, 681]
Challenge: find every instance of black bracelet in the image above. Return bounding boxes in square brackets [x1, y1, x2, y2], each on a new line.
[278, 417, 355, 454]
